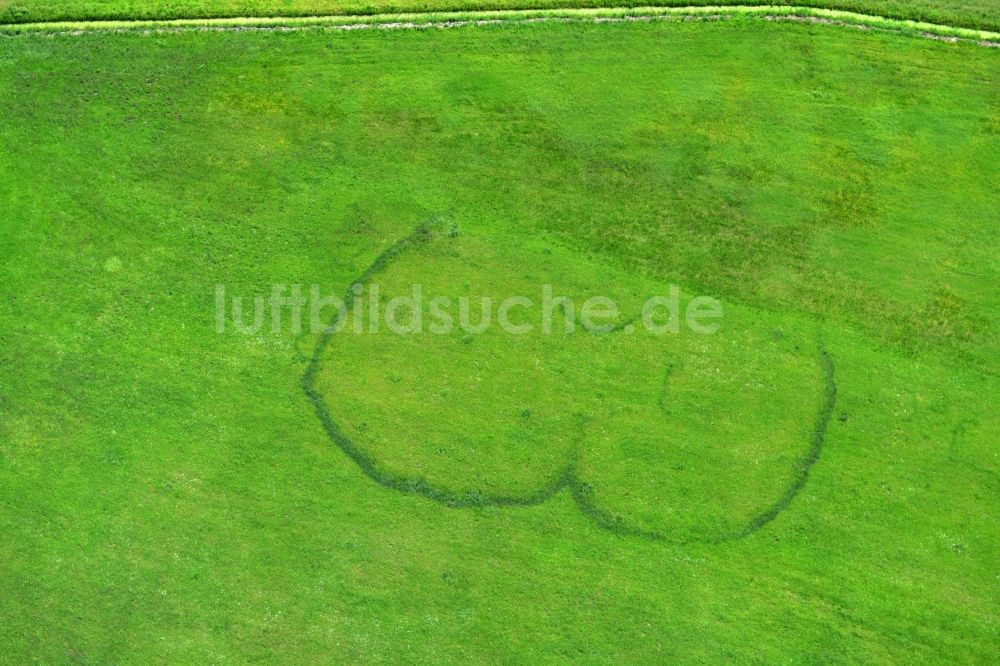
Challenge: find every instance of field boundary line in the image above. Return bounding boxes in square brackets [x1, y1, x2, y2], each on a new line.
[1, 5, 998, 45]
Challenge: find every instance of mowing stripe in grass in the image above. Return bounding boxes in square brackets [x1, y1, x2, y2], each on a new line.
[732, 339, 836, 539]
[302, 220, 577, 509]
[567, 336, 837, 544]
[303, 222, 839, 543]
[657, 362, 676, 415]
[2, 5, 999, 45]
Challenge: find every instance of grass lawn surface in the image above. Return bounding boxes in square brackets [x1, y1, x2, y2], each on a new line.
[1, 14, 998, 664]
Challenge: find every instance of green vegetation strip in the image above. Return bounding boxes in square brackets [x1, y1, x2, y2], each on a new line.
[2, 0, 998, 32]
[2, 4, 998, 43]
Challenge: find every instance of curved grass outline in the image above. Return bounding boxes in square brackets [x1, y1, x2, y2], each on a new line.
[556, 301, 643, 334]
[2, 5, 998, 46]
[302, 220, 838, 542]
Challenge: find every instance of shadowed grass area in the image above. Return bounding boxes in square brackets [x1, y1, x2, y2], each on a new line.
[0, 17, 997, 663]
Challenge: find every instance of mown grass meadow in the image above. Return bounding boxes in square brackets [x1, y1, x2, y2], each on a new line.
[1, 14, 997, 664]
[1, 0, 999, 30]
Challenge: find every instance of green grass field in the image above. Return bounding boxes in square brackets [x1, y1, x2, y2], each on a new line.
[1, 0, 1000, 30]
[1, 7, 998, 665]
